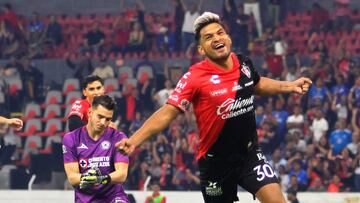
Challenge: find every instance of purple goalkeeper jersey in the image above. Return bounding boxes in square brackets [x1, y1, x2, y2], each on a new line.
[63, 126, 129, 203]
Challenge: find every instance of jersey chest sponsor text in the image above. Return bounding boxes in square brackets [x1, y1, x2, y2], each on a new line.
[216, 96, 255, 119]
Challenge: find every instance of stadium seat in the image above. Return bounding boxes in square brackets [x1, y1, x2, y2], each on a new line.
[43, 90, 63, 107]
[108, 91, 122, 99]
[23, 103, 41, 121]
[29, 154, 53, 184]
[20, 135, 42, 166]
[5, 77, 23, 95]
[118, 66, 134, 85]
[64, 90, 82, 107]
[42, 104, 62, 121]
[62, 78, 80, 95]
[38, 118, 64, 136]
[136, 65, 154, 81]
[104, 78, 119, 93]
[42, 135, 62, 154]
[123, 78, 138, 93]
[17, 118, 42, 136]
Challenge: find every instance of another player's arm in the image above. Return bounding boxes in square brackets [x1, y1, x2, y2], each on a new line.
[129, 104, 180, 147]
[0, 116, 23, 130]
[254, 77, 312, 96]
[108, 162, 129, 184]
[64, 162, 82, 186]
[68, 115, 86, 131]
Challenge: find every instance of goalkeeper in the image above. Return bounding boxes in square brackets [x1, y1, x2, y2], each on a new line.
[63, 95, 130, 203]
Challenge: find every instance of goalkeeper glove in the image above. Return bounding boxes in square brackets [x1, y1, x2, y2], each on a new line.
[79, 167, 111, 189]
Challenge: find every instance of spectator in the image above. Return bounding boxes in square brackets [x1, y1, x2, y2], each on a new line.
[346, 130, 359, 156]
[92, 57, 115, 79]
[329, 118, 352, 155]
[159, 152, 176, 190]
[278, 165, 289, 191]
[112, 14, 130, 55]
[332, 0, 352, 32]
[83, 23, 105, 54]
[179, 0, 203, 51]
[126, 22, 145, 54]
[288, 159, 308, 191]
[0, 21, 24, 59]
[153, 79, 174, 109]
[310, 3, 330, 32]
[145, 182, 166, 203]
[223, 0, 237, 43]
[327, 174, 347, 192]
[171, 0, 185, 52]
[286, 104, 304, 134]
[26, 12, 45, 58]
[272, 96, 289, 142]
[286, 188, 299, 203]
[244, 0, 262, 37]
[310, 108, 329, 143]
[354, 144, 360, 192]
[268, 0, 281, 27]
[331, 75, 349, 103]
[308, 77, 331, 106]
[331, 95, 348, 120]
[269, 148, 287, 175]
[234, 4, 251, 54]
[0, 3, 23, 34]
[65, 51, 93, 80]
[348, 76, 360, 109]
[307, 177, 326, 192]
[20, 57, 43, 102]
[129, 111, 144, 134]
[43, 15, 62, 46]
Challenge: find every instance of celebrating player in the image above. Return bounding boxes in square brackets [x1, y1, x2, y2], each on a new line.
[116, 12, 312, 203]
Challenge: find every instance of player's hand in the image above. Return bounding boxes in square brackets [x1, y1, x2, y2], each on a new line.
[291, 77, 312, 95]
[7, 118, 23, 131]
[115, 138, 136, 155]
[79, 167, 111, 189]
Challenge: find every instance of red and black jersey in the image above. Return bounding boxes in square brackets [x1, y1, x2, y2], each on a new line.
[68, 99, 91, 124]
[167, 53, 260, 160]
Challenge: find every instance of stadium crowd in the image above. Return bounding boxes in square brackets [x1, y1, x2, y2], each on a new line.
[0, 0, 360, 195]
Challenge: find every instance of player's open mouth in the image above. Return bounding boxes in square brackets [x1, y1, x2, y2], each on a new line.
[213, 43, 225, 50]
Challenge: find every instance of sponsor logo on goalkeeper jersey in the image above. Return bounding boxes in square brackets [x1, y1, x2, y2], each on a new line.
[88, 156, 111, 167]
[62, 145, 67, 153]
[216, 96, 254, 119]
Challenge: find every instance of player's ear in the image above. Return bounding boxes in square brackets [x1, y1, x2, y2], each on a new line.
[197, 44, 205, 56]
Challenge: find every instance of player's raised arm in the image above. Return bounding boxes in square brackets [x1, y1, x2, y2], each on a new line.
[116, 104, 181, 155]
[255, 76, 312, 96]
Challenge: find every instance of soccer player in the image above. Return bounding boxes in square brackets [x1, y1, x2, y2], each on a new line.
[67, 75, 105, 131]
[116, 12, 312, 203]
[63, 95, 129, 203]
[0, 116, 23, 131]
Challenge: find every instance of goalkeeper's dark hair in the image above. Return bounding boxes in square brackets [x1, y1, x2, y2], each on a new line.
[92, 95, 115, 111]
[194, 12, 226, 43]
[81, 75, 104, 90]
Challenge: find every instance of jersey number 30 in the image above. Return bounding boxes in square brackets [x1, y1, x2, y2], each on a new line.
[253, 164, 275, 181]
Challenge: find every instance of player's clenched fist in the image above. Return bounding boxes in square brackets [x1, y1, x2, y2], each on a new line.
[115, 138, 135, 155]
[291, 77, 312, 95]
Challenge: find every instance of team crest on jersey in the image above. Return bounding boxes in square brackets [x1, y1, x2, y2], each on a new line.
[179, 99, 190, 111]
[79, 158, 88, 168]
[241, 64, 251, 78]
[101, 141, 111, 150]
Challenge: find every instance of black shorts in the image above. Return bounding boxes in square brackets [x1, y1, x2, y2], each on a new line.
[198, 146, 279, 203]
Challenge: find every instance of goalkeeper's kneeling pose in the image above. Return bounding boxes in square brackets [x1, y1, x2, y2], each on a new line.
[63, 95, 130, 203]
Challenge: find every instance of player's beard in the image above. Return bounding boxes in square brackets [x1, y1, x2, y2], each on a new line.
[206, 49, 231, 63]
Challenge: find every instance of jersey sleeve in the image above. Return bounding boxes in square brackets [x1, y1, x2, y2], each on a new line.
[62, 132, 78, 163]
[68, 100, 86, 119]
[241, 55, 261, 85]
[113, 132, 129, 163]
[166, 71, 197, 112]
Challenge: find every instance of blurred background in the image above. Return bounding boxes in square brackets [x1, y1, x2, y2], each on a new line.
[0, 0, 359, 199]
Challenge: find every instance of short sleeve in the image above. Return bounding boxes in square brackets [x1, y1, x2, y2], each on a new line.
[166, 71, 197, 112]
[68, 100, 86, 119]
[62, 133, 78, 163]
[239, 54, 261, 85]
[113, 132, 129, 163]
